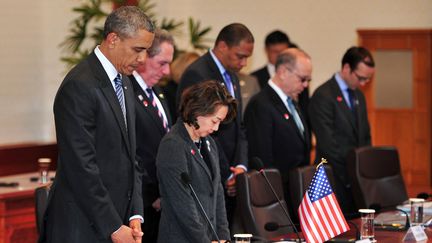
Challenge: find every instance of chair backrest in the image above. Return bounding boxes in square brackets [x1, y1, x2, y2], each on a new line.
[288, 165, 336, 214]
[35, 183, 51, 234]
[347, 146, 408, 209]
[236, 169, 292, 240]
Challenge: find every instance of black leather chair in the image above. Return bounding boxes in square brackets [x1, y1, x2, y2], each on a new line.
[35, 183, 51, 234]
[346, 146, 408, 209]
[235, 169, 293, 240]
[288, 165, 336, 214]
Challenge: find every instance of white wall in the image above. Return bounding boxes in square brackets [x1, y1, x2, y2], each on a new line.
[1, 0, 431, 145]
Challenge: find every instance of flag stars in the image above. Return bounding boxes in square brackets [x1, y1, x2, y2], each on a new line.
[307, 166, 333, 202]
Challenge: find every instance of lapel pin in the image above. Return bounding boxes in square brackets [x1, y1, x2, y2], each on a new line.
[158, 93, 164, 99]
[191, 149, 196, 155]
[143, 100, 148, 107]
[337, 96, 343, 102]
[284, 113, 289, 120]
[138, 95, 143, 101]
[124, 86, 127, 90]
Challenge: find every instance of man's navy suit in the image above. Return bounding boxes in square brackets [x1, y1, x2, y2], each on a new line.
[129, 75, 172, 242]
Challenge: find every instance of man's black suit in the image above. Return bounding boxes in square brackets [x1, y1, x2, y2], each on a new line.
[308, 75, 371, 213]
[177, 51, 248, 182]
[251, 65, 310, 122]
[176, 51, 248, 225]
[129, 75, 172, 242]
[244, 85, 310, 216]
[41, 52, 142, 242]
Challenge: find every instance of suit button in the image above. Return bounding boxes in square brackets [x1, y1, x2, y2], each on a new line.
[127, 190, 132, 200]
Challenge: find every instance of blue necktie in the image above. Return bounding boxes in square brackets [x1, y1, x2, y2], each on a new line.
[114, 74, 127, 126]
[287, 97, 304, 137]
[223, 71, 235, 97]
[347, 88, 358, 125]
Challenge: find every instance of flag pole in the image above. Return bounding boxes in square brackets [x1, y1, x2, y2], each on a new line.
[316, 158, 328, 169]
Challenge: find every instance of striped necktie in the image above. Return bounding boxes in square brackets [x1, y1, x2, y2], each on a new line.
[287, 97, 304, 138]
[114, 74, 127, 126]
[146, 88, 169, 133]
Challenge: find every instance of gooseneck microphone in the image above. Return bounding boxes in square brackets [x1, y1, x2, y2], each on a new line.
[346, 221, 360, 241]
[369, 203, 410, 230]
[251, 157, 303, 242]
[180, 172, 220, 243]
[264, 222, 290, 232]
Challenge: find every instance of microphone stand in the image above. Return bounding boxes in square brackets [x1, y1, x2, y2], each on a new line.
[181, 173, 221, 243]
[259, 169, 303, 242]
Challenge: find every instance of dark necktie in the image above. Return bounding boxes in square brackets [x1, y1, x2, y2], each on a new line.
[223, 71, 235, 97]
[287, 97, 304, 138]
[114, 74, 127, 126]
[347, 88, 358, 125]
[146, 88, 169, 133]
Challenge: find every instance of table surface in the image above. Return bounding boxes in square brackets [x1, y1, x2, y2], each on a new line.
[0, 171, 54, 198]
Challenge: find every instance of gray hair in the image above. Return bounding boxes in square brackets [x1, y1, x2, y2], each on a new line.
[147, 29, 175, 58]
[103, 6, 155, 39]
[275, 48, 310, 71]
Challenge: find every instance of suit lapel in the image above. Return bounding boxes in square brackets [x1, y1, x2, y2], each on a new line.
[90, 53, 131, 154]
[330, 78, 358, 133]
[266, 86, 306, 141]
[130, 77, 167, 135]
[177, 122, 213, 184]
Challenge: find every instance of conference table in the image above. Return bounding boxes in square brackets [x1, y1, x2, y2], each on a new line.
[271, 219, 432, 243]
[0, 172, 54, 243]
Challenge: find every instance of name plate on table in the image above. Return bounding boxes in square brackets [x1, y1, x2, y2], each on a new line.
[403, 226, 428, 241]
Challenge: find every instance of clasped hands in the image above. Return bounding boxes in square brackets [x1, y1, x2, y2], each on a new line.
[111, 218, 143, 243]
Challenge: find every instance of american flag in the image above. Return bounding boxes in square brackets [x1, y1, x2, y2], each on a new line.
[298, 165, 349, 243]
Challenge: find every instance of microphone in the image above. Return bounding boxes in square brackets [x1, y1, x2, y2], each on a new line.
[264, 222, 290, 232]
[251, 157, 303, 242]
[417, 192, 432, 200]
[250, 156, 264, 171]
[180, 172, 220, 243]
[346, 221, 360, 241]
[369, 203, 410, 230]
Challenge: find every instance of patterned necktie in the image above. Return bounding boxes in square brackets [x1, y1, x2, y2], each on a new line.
[146, 88, 169, 133]
[114, 74, 127, 126]
[287, 97, 305, 137]
[223, 71, 235, 97]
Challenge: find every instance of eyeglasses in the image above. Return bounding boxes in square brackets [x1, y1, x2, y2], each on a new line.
[293, 72, 311, 83]
[285, 66, 311, 83]
[352, 71, 371, 82]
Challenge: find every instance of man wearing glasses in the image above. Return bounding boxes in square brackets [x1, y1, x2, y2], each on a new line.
[308, 46, 375, 214]
[244, 48, 312, 219]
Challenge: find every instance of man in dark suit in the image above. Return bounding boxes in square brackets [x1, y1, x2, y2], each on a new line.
[40, 6, 155, 243]
[250, 30, 310, 125]
[129, 29, 174, 243]
[176, 23, 253, 225]
[308, 46, 375, 214]
[244, 48, 312, 215]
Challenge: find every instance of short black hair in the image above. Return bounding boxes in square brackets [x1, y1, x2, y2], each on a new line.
[265, 30, 290, 47]
[342, 46, 375, 71]
[215, 23, 254, 48]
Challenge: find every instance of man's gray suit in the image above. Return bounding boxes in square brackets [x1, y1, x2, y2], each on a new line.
[156, 120, 230, 243]
[41, 52, 142, 242]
